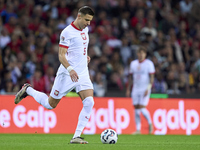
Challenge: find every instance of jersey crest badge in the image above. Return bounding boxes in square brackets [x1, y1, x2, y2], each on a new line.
[81, 33, 87, 40]
[54, 90, 59, 96]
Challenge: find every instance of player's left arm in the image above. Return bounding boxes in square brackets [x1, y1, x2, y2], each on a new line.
[149, 73, 155, 90]
[126, 62, 134, 97]
[126, 73, 133, 97]
[144, 61, 155, 96]
[148, 61, 155, 91]
[144, 73, 154, 97]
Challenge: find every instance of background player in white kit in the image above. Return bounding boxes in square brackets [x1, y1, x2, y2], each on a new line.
[126, 47, 155, 134]
[14, 6, 95, 144]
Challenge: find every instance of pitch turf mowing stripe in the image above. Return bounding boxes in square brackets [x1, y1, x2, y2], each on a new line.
[0, 134, 200, 150]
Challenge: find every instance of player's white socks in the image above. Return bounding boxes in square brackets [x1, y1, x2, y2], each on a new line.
[26, 87, 53, 110]
[135, 109, 141, 131]
[73, 96, 94, 138]
[140, 108, 152, 124]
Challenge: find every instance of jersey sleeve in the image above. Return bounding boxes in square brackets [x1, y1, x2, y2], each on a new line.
[149, 61, 155, 74]
[59, 29, 71, 49]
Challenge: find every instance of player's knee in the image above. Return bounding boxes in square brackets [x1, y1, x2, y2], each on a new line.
[49, 101, 57, 109]
[51, 104, 57, 109]
[83, 96, 94, 108]
[134, 105, 140, 109]
[88, 97, 94, 107]
[48, 98, 60, 109]
[139, 105, 146, 109]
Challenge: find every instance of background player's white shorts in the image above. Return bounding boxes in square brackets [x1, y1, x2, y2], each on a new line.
[131, 91, 151, 106]
[50, 73, 93, 99]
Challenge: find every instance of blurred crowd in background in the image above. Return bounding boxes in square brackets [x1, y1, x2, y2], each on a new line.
[0, 0, 200, 97]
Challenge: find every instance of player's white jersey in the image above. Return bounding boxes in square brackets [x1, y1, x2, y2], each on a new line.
[57, 22, 89, 76]
[129, 59, 155, 92]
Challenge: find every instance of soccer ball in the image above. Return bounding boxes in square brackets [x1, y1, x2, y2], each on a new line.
[100, 129, 118, 144]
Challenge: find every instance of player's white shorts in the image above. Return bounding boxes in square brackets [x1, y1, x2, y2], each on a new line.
[50, 73, 93, 99]
[131, 90, 151, 106]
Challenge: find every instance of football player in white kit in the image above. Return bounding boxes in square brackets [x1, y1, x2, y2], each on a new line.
[14, 6, 95, 144]
[126, 47, 155, 134]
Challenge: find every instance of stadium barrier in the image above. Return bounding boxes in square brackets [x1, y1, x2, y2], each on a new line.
[0, 95, 200, 135]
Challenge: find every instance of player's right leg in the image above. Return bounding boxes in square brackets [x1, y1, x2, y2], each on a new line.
[14, 83, 31, 104]
[28, 72, 73, 109]
[14, 83, 60, 109]
[132, 105, 141, 135]
[132, 93, 142, 134]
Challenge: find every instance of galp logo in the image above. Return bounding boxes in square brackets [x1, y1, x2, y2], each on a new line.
[153, 100, 199, 135]
[13, 105, 57, 133]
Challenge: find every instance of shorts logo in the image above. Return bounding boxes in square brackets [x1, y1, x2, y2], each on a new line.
[81, 33, 87, 40]
[54, 90, 59, 96]
[61, 36, 65, 41]
[85, 116, 89, 119]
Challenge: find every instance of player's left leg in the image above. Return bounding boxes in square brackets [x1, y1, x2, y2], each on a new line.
[139, 93, 153, 134]
[140, 106, 153, 134]
[70, 89, 94, 144]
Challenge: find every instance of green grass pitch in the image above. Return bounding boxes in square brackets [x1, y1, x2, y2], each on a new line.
[0, 134, 200, 150]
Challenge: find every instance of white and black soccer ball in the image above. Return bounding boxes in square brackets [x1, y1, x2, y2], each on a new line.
[100, 129, 118, 144]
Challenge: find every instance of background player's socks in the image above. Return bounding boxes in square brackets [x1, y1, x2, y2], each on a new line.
[26, 87, 53, 109]
[140, 108, 152, 124]
[135, 109, 141, 131]
[73, 96, 94, 138]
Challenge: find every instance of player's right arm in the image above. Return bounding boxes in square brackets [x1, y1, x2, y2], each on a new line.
[126, 74, 133, 97]
[58, 46, 79, 82]
[126, 62, 134, 97]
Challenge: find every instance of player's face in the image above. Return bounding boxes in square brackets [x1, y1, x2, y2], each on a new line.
[78, 14, 93, 30]
[137, 50, 146, 62]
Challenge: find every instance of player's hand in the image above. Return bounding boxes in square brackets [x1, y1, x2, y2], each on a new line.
[69, 70, 79, 82]
[126, 90, 130, 97]
[87, 56, 91, 64]
[144, 89, 148, 97]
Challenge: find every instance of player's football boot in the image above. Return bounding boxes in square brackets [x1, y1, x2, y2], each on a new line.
[132, 130, 141, 135]
[149, 124, 153, 134]
[70, 137, 88, 144]
[14, 83, 31, 104]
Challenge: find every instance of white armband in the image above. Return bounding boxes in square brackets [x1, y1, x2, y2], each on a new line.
[147, 84, 152, 91]
[67, 66, 73, 73]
